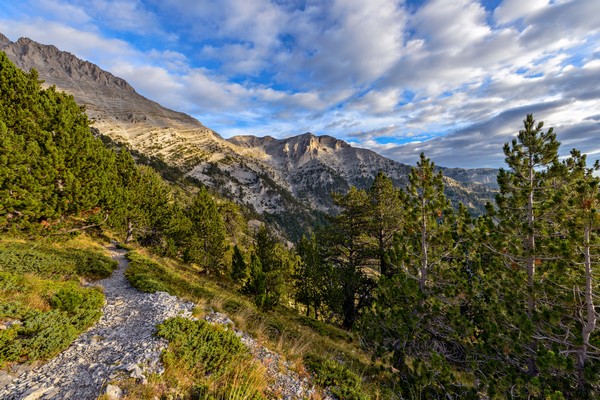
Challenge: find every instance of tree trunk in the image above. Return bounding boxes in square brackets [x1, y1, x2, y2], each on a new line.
[379, 231, 388, 277]
[419, 194, 428, 292]
[125, 219, 134, 243]
[526, 153, 538, 376]
[342, 290, 356, 330]
[578, 225, 595, 391]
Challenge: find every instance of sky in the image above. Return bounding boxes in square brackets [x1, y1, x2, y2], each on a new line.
[1, 0, 599, 168]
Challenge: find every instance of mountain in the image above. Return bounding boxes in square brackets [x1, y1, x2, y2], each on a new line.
[0, 34, 498, 238]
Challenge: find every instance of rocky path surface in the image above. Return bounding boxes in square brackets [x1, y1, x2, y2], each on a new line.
[0, 245, 195, 400]
[1, 245, 329, 400]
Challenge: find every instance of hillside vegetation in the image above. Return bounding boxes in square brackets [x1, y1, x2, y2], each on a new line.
[2, 50, 600, 399]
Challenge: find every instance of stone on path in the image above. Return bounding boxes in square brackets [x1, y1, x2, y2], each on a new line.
[104, 384, 123, 400]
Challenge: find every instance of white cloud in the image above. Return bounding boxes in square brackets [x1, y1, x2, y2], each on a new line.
[2, 0, 599, 168]
[412, 0, 490, 52]
[494, 0, 549, 25]
[34, 0, 91, 25]
[78, 0, 159, 34]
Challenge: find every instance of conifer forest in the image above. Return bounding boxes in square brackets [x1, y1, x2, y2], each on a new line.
[2, 50, 600, 399]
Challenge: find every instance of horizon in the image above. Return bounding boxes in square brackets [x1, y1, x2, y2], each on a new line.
[1, 0, 599, 168]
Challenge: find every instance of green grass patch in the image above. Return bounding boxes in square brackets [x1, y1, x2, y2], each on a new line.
[304, 353, 368, 400]
[125, 251, 213, 299]
[156, 316, 266, 399]
[296, 316, 354, 342]
[0, 241, 117, 280]
[0, 237, 114, 367]
[0, 278, 104, 365]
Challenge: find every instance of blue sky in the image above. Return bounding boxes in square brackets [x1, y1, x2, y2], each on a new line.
[1, 0, 599, 168]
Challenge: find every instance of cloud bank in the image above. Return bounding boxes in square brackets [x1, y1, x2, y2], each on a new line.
[1, 0, 599, 167]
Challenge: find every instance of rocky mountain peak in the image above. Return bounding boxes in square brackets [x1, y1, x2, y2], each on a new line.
[0, 33, 11, 46]
[3, 36, 134, 93]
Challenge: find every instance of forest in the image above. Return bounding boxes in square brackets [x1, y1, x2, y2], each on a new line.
[1, 50, 600, 399]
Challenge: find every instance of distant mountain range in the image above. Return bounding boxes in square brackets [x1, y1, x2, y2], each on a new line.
[0, 33, 498, 238]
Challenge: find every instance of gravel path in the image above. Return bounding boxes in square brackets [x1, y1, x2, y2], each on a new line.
[0, 245, 195, 400]
[1, 245, 330, 400]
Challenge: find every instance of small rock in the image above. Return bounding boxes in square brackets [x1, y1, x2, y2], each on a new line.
[0, 371, 14, 387]
[129, 365, 145, 381]
[22, 385, 54, 400]
[105, 384, 123, 400]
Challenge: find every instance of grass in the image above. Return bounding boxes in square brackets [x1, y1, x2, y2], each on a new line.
[305, 353, 369, 400]
[122, 248, 381, 398]
[112, 317, 267, 400]
[0, 236, 117, 368]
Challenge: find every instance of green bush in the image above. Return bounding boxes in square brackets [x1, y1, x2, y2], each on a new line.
[157, 317, 247, 374]
[0, 271, 22, 291]
[304, 353, 368, 400]
[51, 284, 104, 314]
[0, 284, 104, 366]
[0, 242, 117, 280]
[72, 251, 118, 279]
[124, 252, 213, 299]
[125, 254, 171, 293]
[51, 287, 85, 312]
[157, 317, 265, 399]
[20, 309, 80, 360]
[0, 300, 28, 319]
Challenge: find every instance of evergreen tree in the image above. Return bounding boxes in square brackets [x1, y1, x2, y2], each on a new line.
[231, 245, 248, 283]
[244, 225, 293, 310]
[323, 187, 376, 329]
[367, 171, 404, 278]
[401, 152, 453, 293]
[295, 233, 329, 318]
[560, 150, 600, 394]
[360, 157, 478, 397]
[182, 187, 228, 275]
[490, 114, 561, 378]
[0, 51, 117, 232]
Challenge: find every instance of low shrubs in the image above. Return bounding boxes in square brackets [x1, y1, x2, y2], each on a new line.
[0, 283, 104, 365]
[0, 239, 112, 367]
[156, 317, 266, 399]
[304, 353, 368, 400]
[124, 251, 212, 299]
[0, 241, 117, 280]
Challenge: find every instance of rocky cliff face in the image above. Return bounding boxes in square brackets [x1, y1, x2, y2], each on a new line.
[1, 34, 497, 237]
[228, 133, 497, 213]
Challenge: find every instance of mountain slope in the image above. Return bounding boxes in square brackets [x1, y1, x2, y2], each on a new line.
[229, 133, 497, 213]
[1, 34, 497, 237]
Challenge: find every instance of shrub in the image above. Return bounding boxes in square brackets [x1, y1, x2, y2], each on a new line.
[304, 353, 368, 400]
[0, 242, 117, 280]
[157, 317, 266, 399]
[0, 282, 104, 366]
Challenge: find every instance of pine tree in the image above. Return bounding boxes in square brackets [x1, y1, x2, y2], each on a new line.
[402, 152, 453, 293]
[490, 114, 561, 378]
[0, 51, 118, 232]
[231, 245, 248, 283]
[244, 225, 293, 310]
[323, 187, 376, 329]
[183, 187, 228, 275]
[295, 233, 328, 318]
[367, 171, 403, 278]
[359, 156, 478, 397]
[561, 150, 600, 394]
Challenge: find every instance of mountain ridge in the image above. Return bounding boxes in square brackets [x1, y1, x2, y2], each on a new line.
[1, 34, 498, 237]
